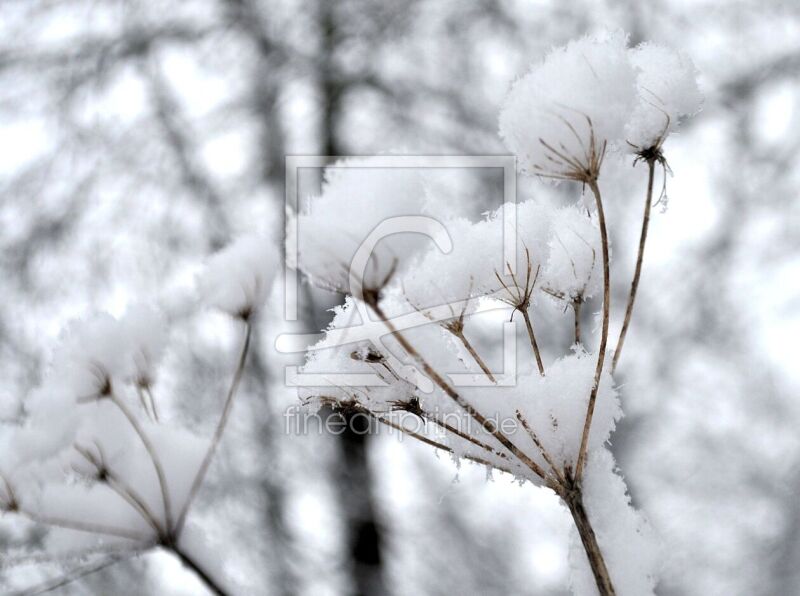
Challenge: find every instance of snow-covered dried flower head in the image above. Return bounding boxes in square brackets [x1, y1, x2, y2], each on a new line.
[626, 43, 703, 152]
[12, 307, 170, 464]
[293, 158, 445, 300]
[398, 200, 554, 318]
[120, 304, 168, 389]
[198, 234, 278, 320]
[541, 204, 603, 301]
[49, 313, 130, 399]
[37, 307, 169, 403]
[499, 30, 637, 182]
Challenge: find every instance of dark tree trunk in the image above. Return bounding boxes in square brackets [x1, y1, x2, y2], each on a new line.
[317, 2, 387, 594]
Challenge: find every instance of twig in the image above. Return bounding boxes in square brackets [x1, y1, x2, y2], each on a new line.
[563, 483, 617, 595]
[494, 251, 546, 375]
[521, 309, 545, 376]
[422, 411, 510, 462]
[365, 298, 551, 483]
[109, 393, 173, 534]
[573, 299, 582, 345]
[170, 546, 229, 596]
[136, 386, 154, 421]
[450, 327, 496, 383]
[145, 386, 160, 422]
[612, 158, 656, 373]
[73, 443, 164, 536]
[12, 551, 140, 596]
[575, 180, 611, 483]
[173, 320, 252, 538]
[373, 415, 516, 475]
[515, 410, 566, 487]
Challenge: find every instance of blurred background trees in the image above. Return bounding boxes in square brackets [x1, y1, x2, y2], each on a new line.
[1, 0, 799, 594]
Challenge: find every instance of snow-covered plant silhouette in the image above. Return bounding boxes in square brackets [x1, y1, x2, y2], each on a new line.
[0, 28, 701, 596]
[0, 236, 276, 595]
[297, 30, 701, 595]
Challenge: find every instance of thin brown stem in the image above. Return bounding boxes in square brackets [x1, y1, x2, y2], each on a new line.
[575, 180, 611, 483]
[612, 158, 655, 374]
[105, 473, 164, 537]
[515, 410, 565, 487]
[173, 320, 251, 538]
[136, 386, 154, 421]
[450, 328, 496, 382]
[366, 300, 551, 483]
[564, 488, 617, 595]
[109, 393, 173, 534]
[374, 415, 515, 475]
[15, 551, 139, 596]
[170, 545, 229, 596]
[145, 385, 160, 422]
[521, 309, 545, 375]
[74, 444, 164, 536]
[573, 299, 582, 345]
[423, 412, 509, 461]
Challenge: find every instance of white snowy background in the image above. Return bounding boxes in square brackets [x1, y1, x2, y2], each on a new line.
[0, 1, 798, 595]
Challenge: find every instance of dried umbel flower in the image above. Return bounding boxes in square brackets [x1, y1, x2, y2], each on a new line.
[297, 29, 703, 595]
[292, 159, 436, 295]
[626, 43, 703, 153]
[499, 30, 637, 182]
[197, 234, 278, 320]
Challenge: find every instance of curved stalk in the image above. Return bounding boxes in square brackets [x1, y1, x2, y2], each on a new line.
[171, 545, 229, 596]
[146, 385, 160, 422]
[575, 180, 611, 483]
[14, 551, 139, 596]
[109, 393, 173, 534]
[104, 472, 164, 537]
[612, 158, 656, 373]
[366, 299, 551, 482]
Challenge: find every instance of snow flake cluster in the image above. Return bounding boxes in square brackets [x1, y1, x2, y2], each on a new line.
[499, 30, 702, 178]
